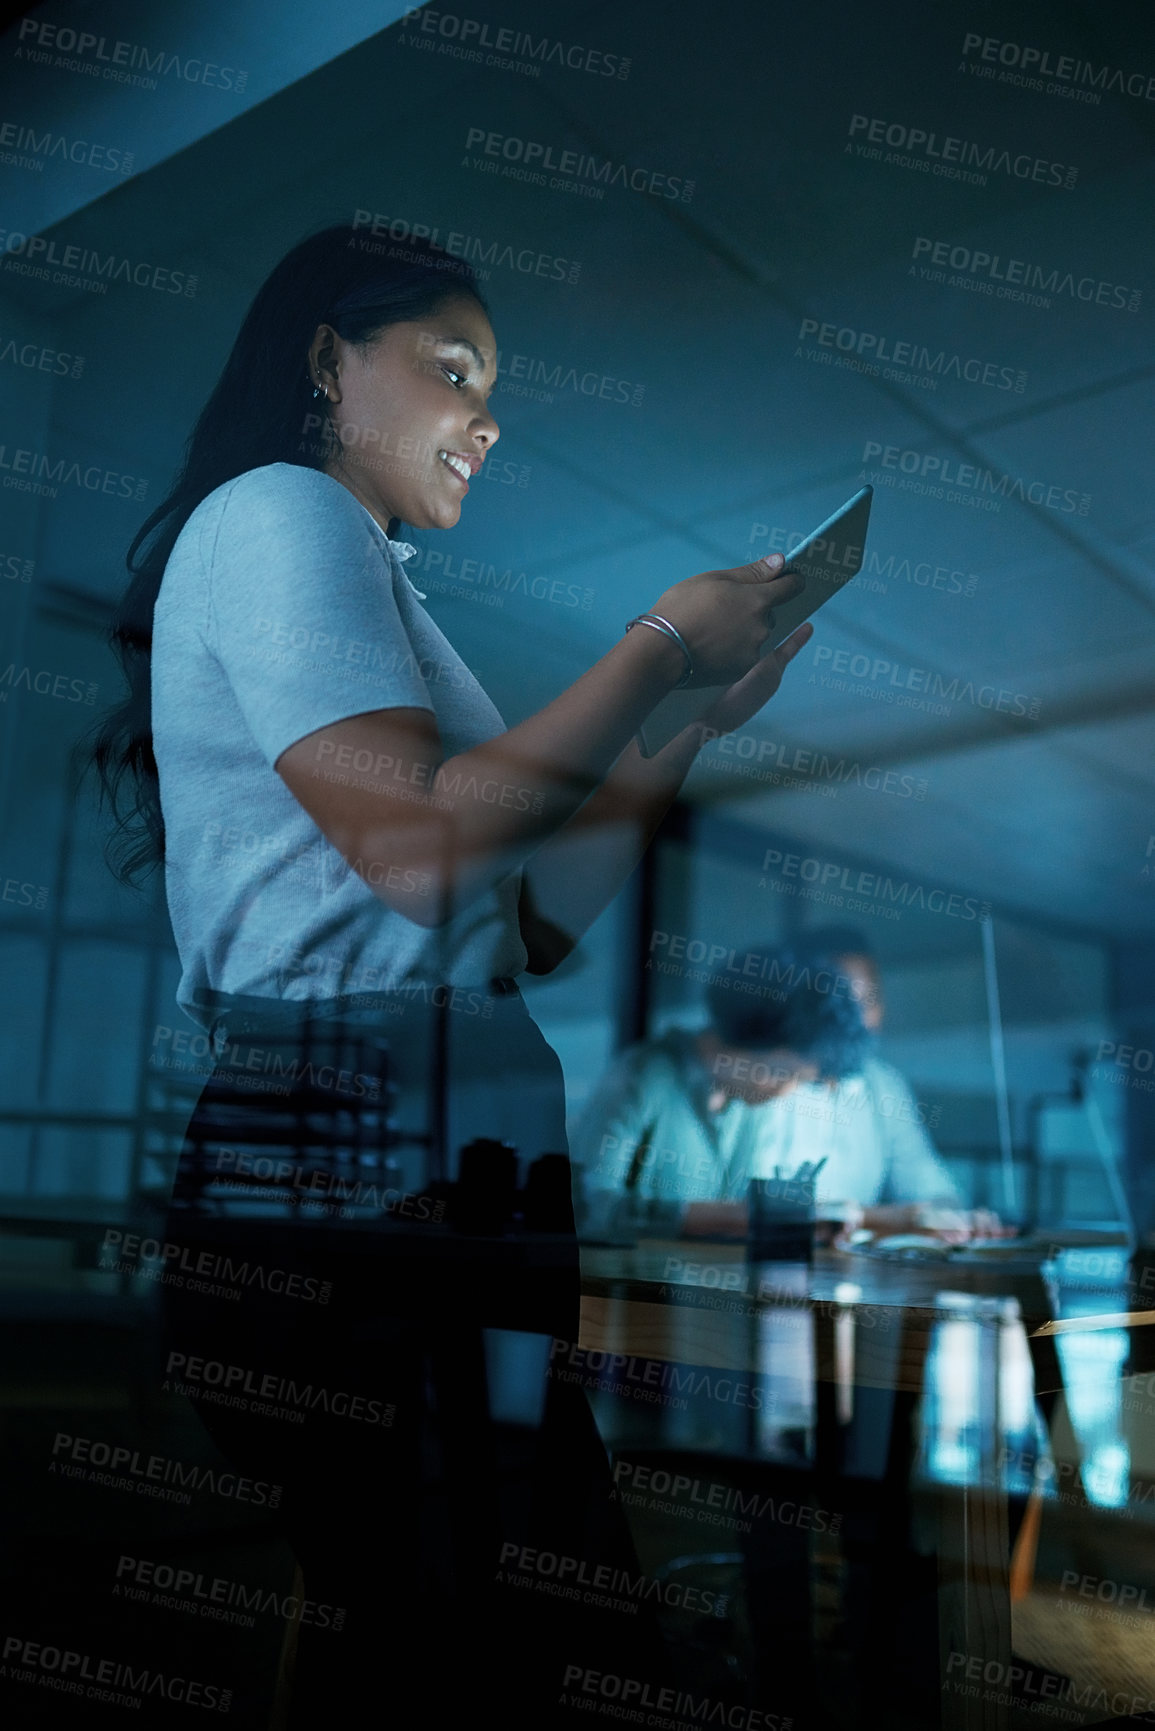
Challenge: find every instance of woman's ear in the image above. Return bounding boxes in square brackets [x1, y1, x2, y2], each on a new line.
[307, 323, 343, 401]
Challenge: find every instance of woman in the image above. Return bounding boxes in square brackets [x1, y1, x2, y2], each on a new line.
[92, 223, 811, 1726]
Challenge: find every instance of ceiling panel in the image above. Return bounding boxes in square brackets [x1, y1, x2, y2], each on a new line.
[2, 0, 1151, 943]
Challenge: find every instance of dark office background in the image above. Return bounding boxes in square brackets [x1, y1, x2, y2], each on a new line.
[1, 0, 1152, 1231]
[0, 2, 1154, 1720]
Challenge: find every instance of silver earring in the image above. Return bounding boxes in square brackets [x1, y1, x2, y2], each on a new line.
[311, 383, 327, 401]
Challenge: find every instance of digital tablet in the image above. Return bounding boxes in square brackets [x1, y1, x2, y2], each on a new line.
[635, 484, 874, 758]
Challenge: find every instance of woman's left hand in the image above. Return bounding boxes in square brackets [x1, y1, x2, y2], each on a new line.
[688, 622, 813, 743]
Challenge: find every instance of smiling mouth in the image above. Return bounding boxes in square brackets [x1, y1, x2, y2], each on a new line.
[437, 450, 472, 485]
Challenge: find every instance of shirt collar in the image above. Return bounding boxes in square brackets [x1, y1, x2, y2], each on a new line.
[358, 509, 427, 600]
[389, 539, 427, 600]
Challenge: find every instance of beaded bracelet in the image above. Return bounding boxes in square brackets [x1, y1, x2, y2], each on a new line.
[624, 612, 694, 688]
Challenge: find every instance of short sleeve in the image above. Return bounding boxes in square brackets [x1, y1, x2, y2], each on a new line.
[203, 466, 434, 766]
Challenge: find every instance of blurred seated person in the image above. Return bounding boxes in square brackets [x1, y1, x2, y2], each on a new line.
[573, 936, 989, 1242]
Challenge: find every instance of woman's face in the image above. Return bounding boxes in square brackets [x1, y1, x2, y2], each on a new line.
[715, 1048, 821, 1107]
[309, 293, 500, 532]
[698, 1030, 820, 1110]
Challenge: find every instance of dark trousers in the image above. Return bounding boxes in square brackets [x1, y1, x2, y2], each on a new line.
[161, 991, 665, 1725]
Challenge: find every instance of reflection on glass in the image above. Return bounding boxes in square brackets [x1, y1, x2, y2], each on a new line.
[1057, 1323, 1130, 1509]
[920, 1294, 1033, 1488]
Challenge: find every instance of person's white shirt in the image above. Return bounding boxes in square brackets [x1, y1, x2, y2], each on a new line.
[572, 1029, 959, 1235]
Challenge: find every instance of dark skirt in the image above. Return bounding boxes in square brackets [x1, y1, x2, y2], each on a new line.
[161, 986, 663, 1726]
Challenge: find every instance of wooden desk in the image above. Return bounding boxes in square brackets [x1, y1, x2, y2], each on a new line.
[579, 1241, 1060, 1357]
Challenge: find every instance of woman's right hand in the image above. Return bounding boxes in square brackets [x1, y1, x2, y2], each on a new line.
[648, 552, 806, 688]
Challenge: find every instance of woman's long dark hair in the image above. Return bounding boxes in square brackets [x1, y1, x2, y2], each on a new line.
[89, 222, 487, 886]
